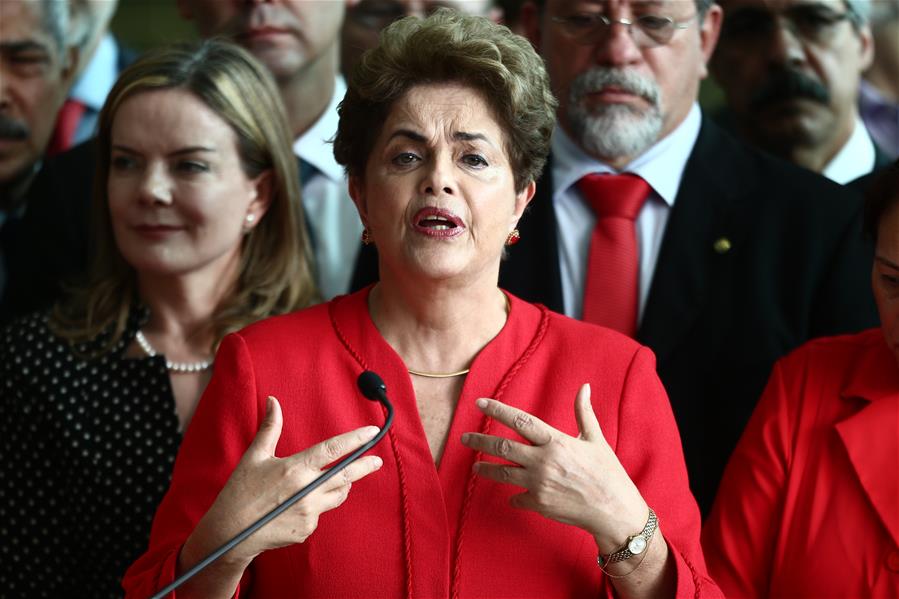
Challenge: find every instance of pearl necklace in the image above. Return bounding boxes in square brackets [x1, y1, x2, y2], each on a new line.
[135, 330, 213, 374]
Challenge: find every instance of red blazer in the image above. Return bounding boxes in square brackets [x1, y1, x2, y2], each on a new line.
[124, 289, 719, 598]
[702, 328, 899, 597]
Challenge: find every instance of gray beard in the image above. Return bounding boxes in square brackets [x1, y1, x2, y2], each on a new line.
[567, 68, 663, 161]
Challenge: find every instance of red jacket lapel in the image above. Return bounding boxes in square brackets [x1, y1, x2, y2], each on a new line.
[835, 333, 899, 547]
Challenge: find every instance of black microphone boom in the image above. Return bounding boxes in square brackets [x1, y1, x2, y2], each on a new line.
[150, 371, 394, 599]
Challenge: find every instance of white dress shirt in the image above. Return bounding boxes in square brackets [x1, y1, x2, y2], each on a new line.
[552, 103, 702, 321]
[821, 115, 877, 185]
[69, 33, 118, 146]
[292, 76, 363, 300]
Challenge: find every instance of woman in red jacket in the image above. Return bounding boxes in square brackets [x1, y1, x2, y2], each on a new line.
[702, 160, 899, 597]
[124, 11, 719, 599]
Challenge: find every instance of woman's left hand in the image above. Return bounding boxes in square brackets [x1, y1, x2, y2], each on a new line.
[461, 383, 649, 552]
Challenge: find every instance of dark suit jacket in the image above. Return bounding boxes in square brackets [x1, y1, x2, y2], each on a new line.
[0, 141, 97, 323]
[873, 142, 895, 172]
[498, 118, 879, 515]
[848, 148, 896, 194]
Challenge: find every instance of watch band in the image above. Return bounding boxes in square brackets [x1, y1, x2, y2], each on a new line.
[598, 507, 658, 567]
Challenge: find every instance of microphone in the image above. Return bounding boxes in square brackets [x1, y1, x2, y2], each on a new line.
[357, 370, 388, 402]
[151, 371, 394, 599]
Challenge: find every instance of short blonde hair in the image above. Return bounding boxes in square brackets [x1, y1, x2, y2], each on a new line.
[52, 39, 318, 351]
[333, 9, 557, 193]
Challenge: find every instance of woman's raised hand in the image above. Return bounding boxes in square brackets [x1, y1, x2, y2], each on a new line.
[177, 396, 383, 597]
[460, 384, 648, 553]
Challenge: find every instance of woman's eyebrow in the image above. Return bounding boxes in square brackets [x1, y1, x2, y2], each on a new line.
[387, 129, 427, 143]
[454, 131, 495, 148]
[110, 145, 216, 156]
[168, 146, 216, 157]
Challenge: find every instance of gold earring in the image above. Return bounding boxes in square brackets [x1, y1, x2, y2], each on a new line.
[505, 229, 521, 246]
[361, 227, 373, 245]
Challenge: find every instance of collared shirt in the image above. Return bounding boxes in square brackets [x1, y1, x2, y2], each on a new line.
[859, 79, 899, 160]
[293, 76, 363, 300]
[69, 34, 119, 146]
[552, 103, 702, 321]
[821, 115, 877, 185]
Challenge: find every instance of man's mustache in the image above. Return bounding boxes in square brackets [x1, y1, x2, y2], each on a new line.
[0, 116, 29, 141]
[749, 68, 829, 110]
[570, 67, 661, 108]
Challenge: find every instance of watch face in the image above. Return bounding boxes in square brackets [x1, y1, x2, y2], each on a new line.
[627, 536, 647, 555]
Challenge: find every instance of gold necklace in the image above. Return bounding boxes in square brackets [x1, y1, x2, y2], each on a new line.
[407, 367, 471, 378]
[406, 293, 510, 379]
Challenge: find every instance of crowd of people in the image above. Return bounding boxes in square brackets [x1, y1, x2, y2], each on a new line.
[0, 0, 897, 598]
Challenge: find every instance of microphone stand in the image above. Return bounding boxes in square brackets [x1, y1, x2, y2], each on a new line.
[150, 371, 394, 599]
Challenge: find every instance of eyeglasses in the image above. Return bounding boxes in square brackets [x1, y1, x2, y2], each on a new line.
[721, 5, 853, 46]
[349, 1, 412, 30]
[349, 0, 453, 30]
[551, 12, 698, 48]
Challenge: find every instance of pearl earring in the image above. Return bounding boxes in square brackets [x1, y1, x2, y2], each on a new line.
[245, 214, 256, 224]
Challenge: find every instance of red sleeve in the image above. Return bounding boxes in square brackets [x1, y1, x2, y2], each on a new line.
[701, 355, 799, 598]
[122, 333, 264, 598]
[614, 346, 724, 598]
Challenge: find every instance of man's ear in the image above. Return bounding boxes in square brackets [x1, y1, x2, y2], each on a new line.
[61, 45, 79, 86]
[519, 1, 542, 50]
[857, 24, 875, 72]
[698, 3, 723, 80]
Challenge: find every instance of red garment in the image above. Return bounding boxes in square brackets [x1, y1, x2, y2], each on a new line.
[46, 99, 85, 156]
[578, 173, 650, 336]
[702, 328, 899, 598]
[124, 289, 719, 598]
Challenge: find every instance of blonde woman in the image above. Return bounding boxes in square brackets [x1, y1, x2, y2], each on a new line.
[0, 40, 316, 597]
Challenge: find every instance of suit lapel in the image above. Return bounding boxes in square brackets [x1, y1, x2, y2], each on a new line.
[835, 338, 899, 547]
[638, 120, 743, 363]
[499, 158, 564, 312]
[873, 143, 893, 171]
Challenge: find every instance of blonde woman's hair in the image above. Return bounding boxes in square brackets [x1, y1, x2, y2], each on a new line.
[51, 39, 318, 352]
[333, 8, 557, 193]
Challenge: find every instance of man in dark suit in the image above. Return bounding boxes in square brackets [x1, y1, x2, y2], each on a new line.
[711, 0, 889, 183]
[502, 0, 878, 515]
[0, 0, 77, 311]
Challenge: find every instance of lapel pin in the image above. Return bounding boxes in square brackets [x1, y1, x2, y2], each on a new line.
[713, 237, 732, 254]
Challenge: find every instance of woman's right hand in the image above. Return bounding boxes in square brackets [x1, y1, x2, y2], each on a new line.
[176, 396, 383, 596]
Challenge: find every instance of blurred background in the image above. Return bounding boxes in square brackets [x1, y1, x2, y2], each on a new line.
[111, 2, 194, 49]
[108, 1, 725, 107]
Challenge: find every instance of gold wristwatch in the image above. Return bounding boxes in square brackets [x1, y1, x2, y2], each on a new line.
[598, 507, 658, 566]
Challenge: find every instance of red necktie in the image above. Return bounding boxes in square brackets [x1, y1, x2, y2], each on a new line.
[578, 173, 651, 337]
[46, 99, 86, 156]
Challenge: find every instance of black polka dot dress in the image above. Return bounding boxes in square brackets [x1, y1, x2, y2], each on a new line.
[0, 308, 183, 598]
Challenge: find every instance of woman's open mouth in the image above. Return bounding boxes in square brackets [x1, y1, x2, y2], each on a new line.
[412, 207, 465, 238]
